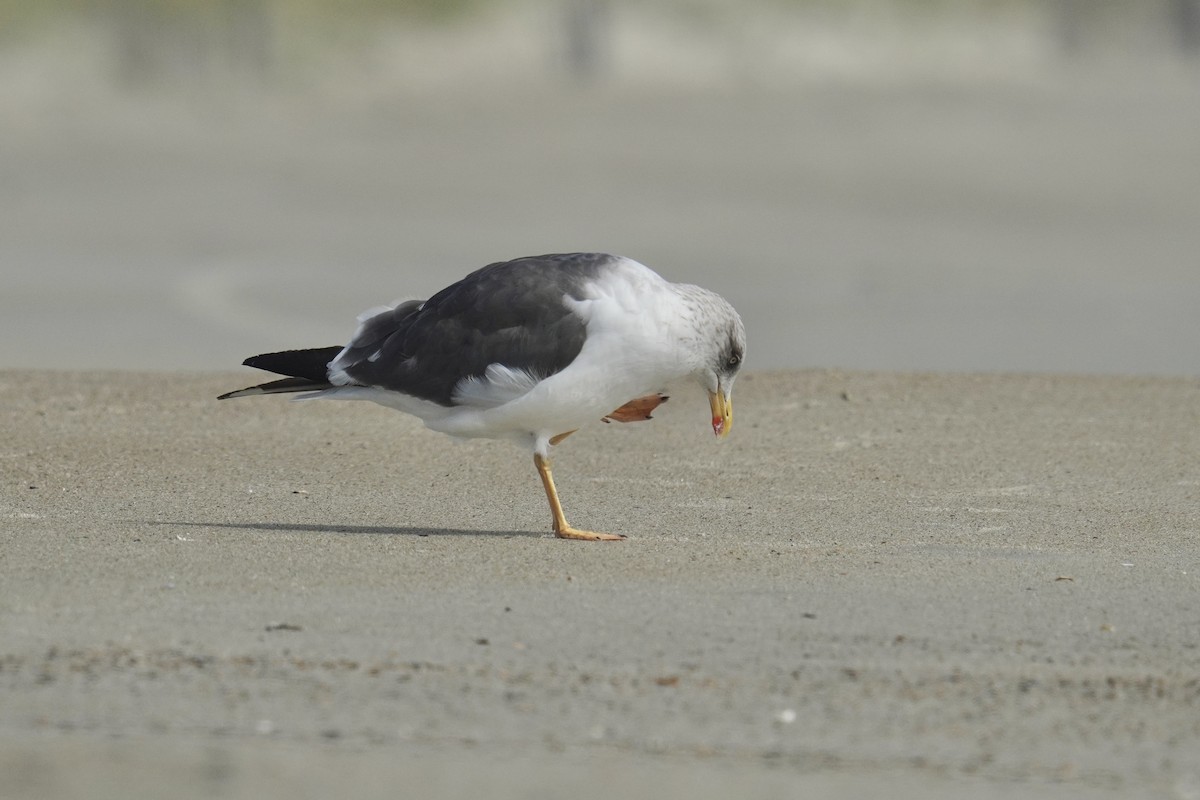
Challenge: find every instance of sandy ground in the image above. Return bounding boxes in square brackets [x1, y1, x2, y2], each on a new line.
[3, 9, 1198, 796]
[1, 368, 1198, 798]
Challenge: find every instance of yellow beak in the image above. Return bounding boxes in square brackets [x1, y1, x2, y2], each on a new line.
[709, 390, 733, 438]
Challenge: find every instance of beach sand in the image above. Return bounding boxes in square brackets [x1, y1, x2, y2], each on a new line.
[2, 368, 1197, 798]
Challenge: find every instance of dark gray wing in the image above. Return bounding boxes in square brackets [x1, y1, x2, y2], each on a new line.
[335, 253, 616, 406]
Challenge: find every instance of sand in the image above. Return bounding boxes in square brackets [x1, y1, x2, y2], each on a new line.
[1, 368, 1197, 799]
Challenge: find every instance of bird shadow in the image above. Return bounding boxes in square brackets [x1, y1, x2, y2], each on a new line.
[147, 520, 537, 538]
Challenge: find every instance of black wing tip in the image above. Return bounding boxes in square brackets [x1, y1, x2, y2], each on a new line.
[218, 384, 266, 400]
[241, 350, 297, 370]
[240, 346, 344, 381]
[218, 376, 333, 400]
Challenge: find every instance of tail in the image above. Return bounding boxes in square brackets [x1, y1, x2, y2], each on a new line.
[217, 345, 344, 400]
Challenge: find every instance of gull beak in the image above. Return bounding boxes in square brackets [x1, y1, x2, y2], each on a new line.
[709, 389, 733, 438]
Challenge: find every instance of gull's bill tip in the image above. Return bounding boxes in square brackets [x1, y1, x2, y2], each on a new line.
[709, 390, 733, 437]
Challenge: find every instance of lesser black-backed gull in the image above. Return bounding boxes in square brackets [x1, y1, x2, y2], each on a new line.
[219, 252, 746, 540]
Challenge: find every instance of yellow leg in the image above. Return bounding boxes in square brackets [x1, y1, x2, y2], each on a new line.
[533, 453, 624, 541]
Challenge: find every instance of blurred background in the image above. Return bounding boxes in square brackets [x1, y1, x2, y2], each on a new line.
[2, 0, 1198, 375]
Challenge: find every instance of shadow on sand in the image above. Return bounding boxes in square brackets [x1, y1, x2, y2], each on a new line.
[148, 520, 536, 538]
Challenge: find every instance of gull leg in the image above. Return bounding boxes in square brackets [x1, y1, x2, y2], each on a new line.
[533, 453, 624, 541]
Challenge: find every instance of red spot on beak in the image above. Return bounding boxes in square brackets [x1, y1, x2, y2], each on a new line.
[708, 390, 733, 438]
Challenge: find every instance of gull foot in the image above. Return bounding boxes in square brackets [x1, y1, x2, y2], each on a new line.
[554, 526, 626, 541]
[604, 394, 669, 423]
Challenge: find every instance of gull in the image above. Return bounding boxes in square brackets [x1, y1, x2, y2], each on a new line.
[220, 252, 745, 540]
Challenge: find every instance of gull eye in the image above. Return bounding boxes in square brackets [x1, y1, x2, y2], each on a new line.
[726, 352, 741, 369]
